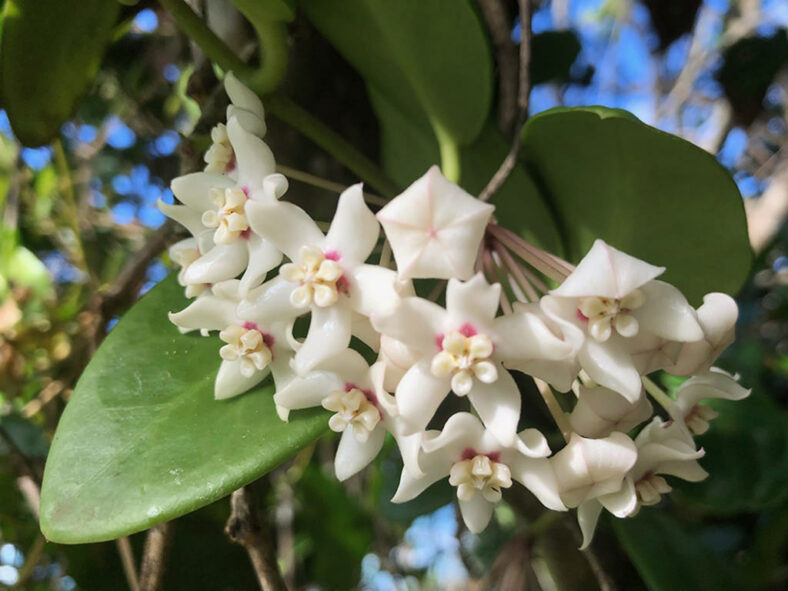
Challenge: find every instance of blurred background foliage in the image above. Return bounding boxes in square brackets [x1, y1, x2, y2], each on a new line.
[0, 0, 786, 589]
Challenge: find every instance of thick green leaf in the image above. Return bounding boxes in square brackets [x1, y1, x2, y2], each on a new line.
[0, 0, 120, 146]
[301, 0, 492, 145]
[520, 107, 752, 303]
[370, 89, 563, 254]
[530, 31, 581, 85]
[613, 509, 741, 591]
[40, 275, 328, 543]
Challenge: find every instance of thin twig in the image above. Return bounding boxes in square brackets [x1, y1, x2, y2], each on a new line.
[477, 0, 519, 134]
[116, 537, 141, 591]
[478, 0, 532, 202]
[139, 522, 175, 591]
[226, 482, 288, 591]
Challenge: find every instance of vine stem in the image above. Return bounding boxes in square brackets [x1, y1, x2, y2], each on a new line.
[158, 0, 401, 199]
[265, 96, 400, 197]
[276, 164, 387, 206]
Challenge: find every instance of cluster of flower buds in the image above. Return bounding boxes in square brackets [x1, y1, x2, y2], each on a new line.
[160, 75, 750, 547]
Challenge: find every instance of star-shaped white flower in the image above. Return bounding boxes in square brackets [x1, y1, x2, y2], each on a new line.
[543, 239, 703, 401]
[167, 279, 295, 401]
[241, 184, 408, 374]
[159, 118, 285, 297]
[550, 432, 638, 548]
[392, 413, 564, 534]
[373, 274, 573, 448]
[376, 166, 494, 280]
[574, 419, 707, 548]
[273, 350, 421, 481]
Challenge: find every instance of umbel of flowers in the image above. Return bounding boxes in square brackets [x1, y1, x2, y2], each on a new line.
[160, 74, 750, 546]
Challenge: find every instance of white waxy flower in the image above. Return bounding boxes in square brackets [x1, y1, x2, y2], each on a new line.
[169, 238, 209, 299]
[159, 118, 286, 296]
[630, 417, 707, 509]
[373, 274, 574, 448]
[573, 421, 707, 548]
[569, 385, 653, 438]
[203, 72, 267, 174]
[393, 413, 564, 533]
[667, 293, 738, 376]
[376, 166, 494, 280]
[667, 368, 750, 435]
[242, 184, 409, 374]
[272, 351, 421, 481]
[544, 239, 703, 402]
[167, 280, 295, 401]
[550, 432, 638, 548]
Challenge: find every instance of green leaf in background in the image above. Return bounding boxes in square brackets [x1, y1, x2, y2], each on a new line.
[39, 274, 328, 543]
[675, 391, 788, 514]
[295, 463, 374, 590]
[229, 0, 295, 23]
[0, 0, 120, 146]
[519, 107, 752, 304]
[300, 0, 492, 146]
[612, 509, 741, 591]
[370, 89, 564, 254]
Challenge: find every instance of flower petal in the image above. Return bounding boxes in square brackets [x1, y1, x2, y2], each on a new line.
[324, 184, 380, 264]
[634, 280, 703, 342]
[224, 72, 265, 125]
[507, 455, 566, 511]
[171, 172, 233, 212]
[237, 277, 300, 326]
[157, 200, 206, 239]
[293, 301, 353, 374]
[215, 359, 270, 400]
[273, 368, 344, 411]
[467, 370, 521, 448]
[552, 239, 665, 299]
[492, 310, 575, 364]
[348, 265, 405, 318]
[577, 500, 603, 550]
[394, 361, 450, 435]
[238, 235, 282, 298]
[182, 242, 248, 285]
[598, 477, 638, 517]
[335, 425, 386, 481]
[168, 293, 237, 332]
[421, 411, 486, 455]
[579, 337, 642, 402]
[372, 297, 447, 355]
[445, 274, 501, 327]
[227, 117, 276, 187]
[246, 200, 324, 261]
[458, 494, 495, 534]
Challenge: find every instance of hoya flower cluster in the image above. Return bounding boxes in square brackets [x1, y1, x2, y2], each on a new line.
[160, 75, 749, 547]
